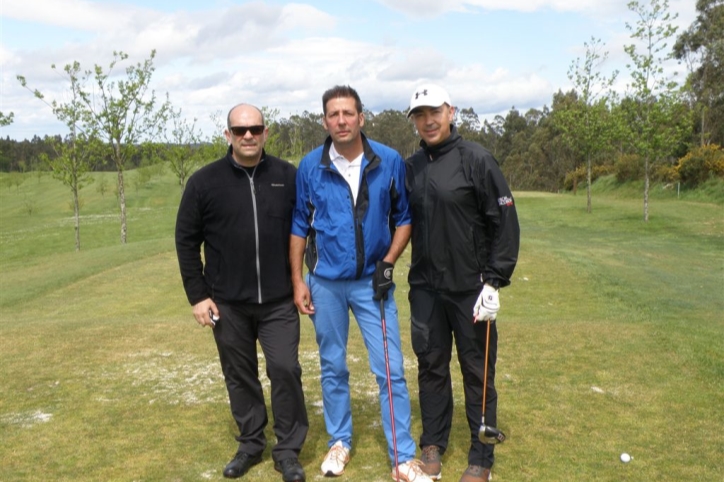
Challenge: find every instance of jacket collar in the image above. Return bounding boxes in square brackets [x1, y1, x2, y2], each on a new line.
[421, 124, 461, 157]
[226, 146, 267, 170]
[320, 132, 381, 171]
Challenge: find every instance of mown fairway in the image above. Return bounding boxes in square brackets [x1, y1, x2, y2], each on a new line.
[1, 170, 722, 482]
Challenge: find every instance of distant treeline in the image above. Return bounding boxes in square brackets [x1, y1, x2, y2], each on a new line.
[2, 96, 722, 193]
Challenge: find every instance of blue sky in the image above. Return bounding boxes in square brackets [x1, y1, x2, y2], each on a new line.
[1, 0, 696, 141]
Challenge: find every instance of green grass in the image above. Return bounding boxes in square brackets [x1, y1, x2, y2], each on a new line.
[1, 170, 722, 481]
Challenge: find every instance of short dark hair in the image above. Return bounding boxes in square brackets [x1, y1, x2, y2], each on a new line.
[322, 85, 363, 115]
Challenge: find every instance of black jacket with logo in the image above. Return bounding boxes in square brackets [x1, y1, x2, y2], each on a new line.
[175, 147, 297, 305]
[405, 125, 520, 292]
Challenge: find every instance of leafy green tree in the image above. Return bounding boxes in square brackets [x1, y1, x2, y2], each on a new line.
[500, 106, 570, 191]
[456, 107, 483, 146]
[556, 37, 619, 212]
[364, 109, 417, 158]
[290, 111, 326, 154]
[163, 106, 202, 190]
[18, 62, 100, 251]
[673, 0, 724, 146]
[624, 0, 684, 221]
[202, 109, 230, 162]
[479, 118, 504, 158]
[0, 111, 14, 127]
[496, 107, 529, 165]
[77, 50, 170, 244]
[261, 106, 286, 158]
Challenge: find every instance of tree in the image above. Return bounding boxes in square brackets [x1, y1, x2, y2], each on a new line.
[496, 107, 529, 164]
[17, 62, 99, 251]
[456, 107, 483, 145]
[556, 37, 619, 212]
[364, 109, 418, 158]
[201, 109, 230, 162]
[163, 106, 202, 190]
[673, 0, 724, 146]
[76, 50, 169, 244]
[0, 111, 14, 127]
[261, 106, 286, 158]
[624, 0, 683, 221]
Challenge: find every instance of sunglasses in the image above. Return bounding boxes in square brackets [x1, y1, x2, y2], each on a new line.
[229, 125, 265, 136]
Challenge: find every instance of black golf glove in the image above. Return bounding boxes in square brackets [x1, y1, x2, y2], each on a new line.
[372, 260, 394, 301]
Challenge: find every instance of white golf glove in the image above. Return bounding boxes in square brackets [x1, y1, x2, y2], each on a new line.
[473, 284, 500, 322]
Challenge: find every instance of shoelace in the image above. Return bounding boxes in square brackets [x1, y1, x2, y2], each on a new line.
[401, 459, 426, 474]
[326, 445, 348, 464]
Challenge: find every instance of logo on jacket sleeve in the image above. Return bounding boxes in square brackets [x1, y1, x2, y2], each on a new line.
[497, 196, 514, 207]
[271, 183, 285, 187]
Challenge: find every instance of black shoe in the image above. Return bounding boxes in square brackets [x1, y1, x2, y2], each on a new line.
[274, 457, 306, 482]
[223, 452, 262, 478]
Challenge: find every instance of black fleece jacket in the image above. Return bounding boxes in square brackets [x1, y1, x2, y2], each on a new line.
[406, 125, 520, 292]
[175, 147, 297, 305]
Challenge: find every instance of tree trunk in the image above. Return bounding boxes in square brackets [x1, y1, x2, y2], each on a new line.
[701, 106, 707, 147]
[643, 157, 650, 222]
[73, 185, 81, 252]
[586, 153, 592, 213]
[118, 170, 127, 244]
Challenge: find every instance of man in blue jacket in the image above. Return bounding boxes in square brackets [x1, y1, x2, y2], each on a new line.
[176, 103, 307, 482]
[290, 85, 431, 482]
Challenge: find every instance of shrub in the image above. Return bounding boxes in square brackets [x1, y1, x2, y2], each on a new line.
[614, 154, 643, 182]
[563, 166, 586, 191]
[653, 163, 679, 183]
[563, 164, 615, 191]
[676, 144, 724, 187]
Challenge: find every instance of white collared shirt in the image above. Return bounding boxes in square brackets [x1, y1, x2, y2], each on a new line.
[330, 143, 364, 205]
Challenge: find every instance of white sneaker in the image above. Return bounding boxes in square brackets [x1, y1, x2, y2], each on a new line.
[391, 459, 434, 482]
[320, 440, 350, 476]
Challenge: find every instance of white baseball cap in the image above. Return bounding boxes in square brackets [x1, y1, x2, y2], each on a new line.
[407, 84, 451, 117]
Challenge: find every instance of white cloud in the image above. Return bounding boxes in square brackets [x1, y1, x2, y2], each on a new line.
[376, 0, 623, 17]
[0, 0, 699, 141]
[3, 0, 142, 31]
[378, 49, 453, 81]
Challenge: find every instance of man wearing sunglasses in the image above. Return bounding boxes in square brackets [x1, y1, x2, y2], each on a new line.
[176, 104, 308, 482]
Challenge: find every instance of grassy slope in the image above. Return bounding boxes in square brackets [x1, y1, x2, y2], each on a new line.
[0, 171, 722, 481]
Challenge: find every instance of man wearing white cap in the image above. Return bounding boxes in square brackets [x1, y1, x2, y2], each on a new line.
[404, 84, 520, 482]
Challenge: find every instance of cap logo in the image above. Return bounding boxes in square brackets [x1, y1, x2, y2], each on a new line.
[415, 89, 428, 99]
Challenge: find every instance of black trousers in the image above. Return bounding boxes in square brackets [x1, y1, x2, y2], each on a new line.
[212, 297, 308, 462]
[409, 287, 498, 468]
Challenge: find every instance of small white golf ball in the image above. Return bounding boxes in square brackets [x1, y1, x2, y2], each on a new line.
[620, 453, 631, 463]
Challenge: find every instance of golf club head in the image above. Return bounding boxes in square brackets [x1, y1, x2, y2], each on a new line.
[478, 423, 506, 444]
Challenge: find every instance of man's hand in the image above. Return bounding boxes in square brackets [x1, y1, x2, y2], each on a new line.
[293, 279, 315, 315]
[473, 284, 500, 322]
[193, 298, 218, 327]
[373, 261, 394, 301]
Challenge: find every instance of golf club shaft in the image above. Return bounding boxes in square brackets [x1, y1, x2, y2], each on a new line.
[483, 317, 491, 420]
[379, 297, 399, 480]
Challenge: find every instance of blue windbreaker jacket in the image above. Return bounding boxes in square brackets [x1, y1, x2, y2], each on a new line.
[291, 133, 411, 281]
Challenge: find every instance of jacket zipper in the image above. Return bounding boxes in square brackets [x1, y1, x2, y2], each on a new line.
[242, 164, 262, 303]
[423, 153, 432, 281]
[325, 164, 364, 279]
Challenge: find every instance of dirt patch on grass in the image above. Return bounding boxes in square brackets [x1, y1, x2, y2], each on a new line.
[1, 410, 53, 428]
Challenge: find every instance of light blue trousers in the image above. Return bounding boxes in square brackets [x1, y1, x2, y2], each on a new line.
[308, 273, 416, 465]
